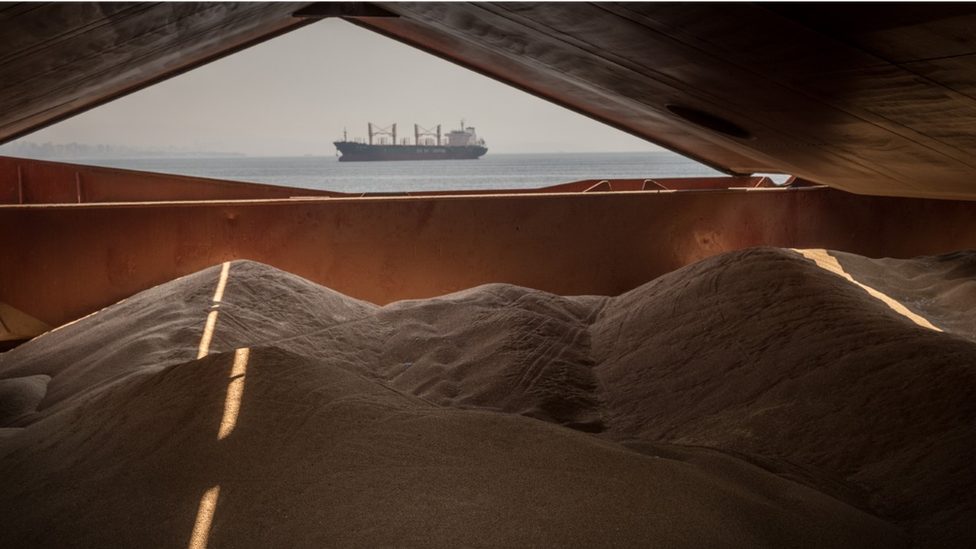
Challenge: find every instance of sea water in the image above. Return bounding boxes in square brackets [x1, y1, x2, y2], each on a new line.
[73, 151, 753, 194]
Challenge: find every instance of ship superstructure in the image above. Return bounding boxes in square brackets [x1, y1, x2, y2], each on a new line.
[334, 121, 487, 161]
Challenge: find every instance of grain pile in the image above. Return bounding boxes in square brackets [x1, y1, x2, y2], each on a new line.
[1, 247, 973, 548]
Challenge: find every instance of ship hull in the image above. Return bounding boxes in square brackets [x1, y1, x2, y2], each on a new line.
[334, 141, 487, 162]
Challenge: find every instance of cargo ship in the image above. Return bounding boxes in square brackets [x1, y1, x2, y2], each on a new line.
[334, 121, 487, 161]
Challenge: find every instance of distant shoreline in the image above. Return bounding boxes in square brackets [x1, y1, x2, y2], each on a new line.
[0, 140, 247, 160]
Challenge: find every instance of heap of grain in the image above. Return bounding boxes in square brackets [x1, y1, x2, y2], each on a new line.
[1, 248, 973, 548]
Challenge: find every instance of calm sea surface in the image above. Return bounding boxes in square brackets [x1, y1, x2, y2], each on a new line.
[76, 152, 738, 194]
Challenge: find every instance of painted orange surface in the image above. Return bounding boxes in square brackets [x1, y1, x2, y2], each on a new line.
[0, 156, 344, 204]
[0, 156, 785, 205]
[5, 185, 976, 328]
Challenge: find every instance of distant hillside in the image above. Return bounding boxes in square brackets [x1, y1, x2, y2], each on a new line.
[0, 140, 244, 160]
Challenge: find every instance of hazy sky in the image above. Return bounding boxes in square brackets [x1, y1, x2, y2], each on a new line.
[17, 19, 663, 156]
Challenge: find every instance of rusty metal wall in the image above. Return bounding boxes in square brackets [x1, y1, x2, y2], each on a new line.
[0, 156, 786, 204]
[0, 156, 342, 204]
[5, 185, 976, 329]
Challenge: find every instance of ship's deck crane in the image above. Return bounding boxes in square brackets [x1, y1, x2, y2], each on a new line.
[415, 124, 442, 146]
[368, 123, 396, 146]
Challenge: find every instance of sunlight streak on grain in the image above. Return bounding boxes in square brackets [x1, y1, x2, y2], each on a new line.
[794, 249, 942, 332]
[218, 348, 249, 440]
[212, 262, 231, 303]
[197, 311, 219, 359]
[197, 262, 232, 359]
[187, 485, 220, 549]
